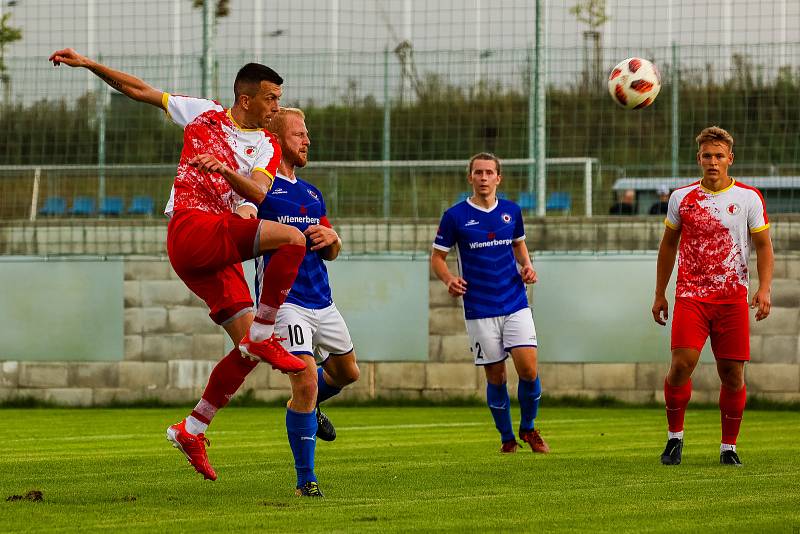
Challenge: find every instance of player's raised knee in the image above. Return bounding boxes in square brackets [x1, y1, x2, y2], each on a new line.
[286, 225, 306, 247]
[340, 362, 360, 386]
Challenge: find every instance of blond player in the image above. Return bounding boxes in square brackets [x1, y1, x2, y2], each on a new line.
[653, 126, 773, 466]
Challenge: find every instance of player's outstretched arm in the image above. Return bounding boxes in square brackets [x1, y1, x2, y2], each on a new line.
[512, 239, 538, 284]
[431, 248, 466, 297]
[652, 227, 680, 325]
[49, 48, 163, 108]
[751, 228, 773, 321]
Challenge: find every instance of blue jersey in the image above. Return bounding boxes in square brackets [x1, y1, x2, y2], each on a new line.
[255, 173, 333, 309]
[433, 198, 529, 320]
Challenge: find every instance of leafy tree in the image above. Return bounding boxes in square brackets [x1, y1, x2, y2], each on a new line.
[190, 0, 230, 18]
[570, 0, 609, 91]
[0, 11, 22, 100]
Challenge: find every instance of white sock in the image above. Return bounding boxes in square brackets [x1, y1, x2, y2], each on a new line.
[720, 443, 736, 452]
[668, 430, 684, 440]
[185, 415, 208, 436]
[249, 322, 275, 342]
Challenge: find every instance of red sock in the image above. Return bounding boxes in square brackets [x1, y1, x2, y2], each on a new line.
[720, 384, 746, 445]
[192, 348, 258, 423]
[254, 243, 306, 326]
[664, 378, 692, 433]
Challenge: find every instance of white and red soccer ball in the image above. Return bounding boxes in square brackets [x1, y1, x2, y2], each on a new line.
[608, 57, 661, 110]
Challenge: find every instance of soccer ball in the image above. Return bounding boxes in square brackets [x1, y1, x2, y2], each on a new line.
[607, 57, 661, 110]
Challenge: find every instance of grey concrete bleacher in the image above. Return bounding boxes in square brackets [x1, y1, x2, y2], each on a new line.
[613, 176, 800, 215]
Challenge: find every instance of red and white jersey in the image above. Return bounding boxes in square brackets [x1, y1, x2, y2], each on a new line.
[161, 93, 281, 216]
[666, 179, 769, 302]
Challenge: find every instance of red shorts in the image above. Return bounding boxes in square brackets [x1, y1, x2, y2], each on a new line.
[167, 209, 260, 324]
[671, 297, 750, 361]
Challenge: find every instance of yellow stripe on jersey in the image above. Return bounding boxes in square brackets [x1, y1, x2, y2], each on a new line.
[665, 218, 679, 230]
[253, 167, 274, 191]
[161, 92, 173, 121]
[699, 178, 736, 195]
[750, 223, 770, 234]
[226, 109, 261, 132]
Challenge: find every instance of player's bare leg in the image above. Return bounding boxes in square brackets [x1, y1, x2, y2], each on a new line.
[314, 352, 360, 441]
[321, 352, 360, 389]
[168, 220, 307, 480]
[717, 358, 746, 466]
[287, 354, 324, 496]
[661, 348, 701, 465]
[510, 347, 549, 453]
[240, 220, 307, 372]
[166, 314, 257, 481]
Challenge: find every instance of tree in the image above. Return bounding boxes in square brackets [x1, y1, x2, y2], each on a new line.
[0, 11, 22, 104]
[570, 0, 609, 91]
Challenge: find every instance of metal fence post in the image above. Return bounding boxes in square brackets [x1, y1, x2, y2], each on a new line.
[382, 47, 391, 220]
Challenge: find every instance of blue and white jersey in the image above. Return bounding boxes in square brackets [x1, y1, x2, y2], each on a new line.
[433, 198, 529, 320]
[256, 173, 333, 309]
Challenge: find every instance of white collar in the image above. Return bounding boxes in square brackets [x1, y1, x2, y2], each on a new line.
[276, 172, 297, 184]
[466, 197, 498, 213]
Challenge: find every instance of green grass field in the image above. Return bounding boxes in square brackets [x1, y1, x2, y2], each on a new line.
[1, 406, 798, 532]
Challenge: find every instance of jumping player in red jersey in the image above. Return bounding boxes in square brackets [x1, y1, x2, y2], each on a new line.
[50, 49, 309, 481]
[652, 126, 774, 467]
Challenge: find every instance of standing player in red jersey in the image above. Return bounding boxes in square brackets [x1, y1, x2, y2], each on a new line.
[50, 49, 309, 481]
[652, 126, 774, 467]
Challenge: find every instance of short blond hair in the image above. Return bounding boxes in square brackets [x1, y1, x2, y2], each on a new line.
[468, 152, 502, 175]
[268, 107, 305, 136]
[696, 126, 734, 151]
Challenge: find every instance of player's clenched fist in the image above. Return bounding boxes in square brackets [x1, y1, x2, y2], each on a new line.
[446, 276, 467, 297]
[189, 154, 229, 175]
[652, 295, 669, 326]
[520, 266, 537, 284]
[304, 225, 338, 251]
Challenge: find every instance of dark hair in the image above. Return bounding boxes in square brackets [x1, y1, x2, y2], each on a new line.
[468, 152, 502, 175]
[234, 63, 283, 100]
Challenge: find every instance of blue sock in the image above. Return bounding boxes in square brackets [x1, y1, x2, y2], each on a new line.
[486, 382, 515, 443]
[317, 366, 342, 405]
[285, 408, 318, 487]
[518, 376, 542, 432]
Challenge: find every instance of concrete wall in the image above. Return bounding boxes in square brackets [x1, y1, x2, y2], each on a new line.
[1, 254, 799, 406]
[4, 217, 800, 255]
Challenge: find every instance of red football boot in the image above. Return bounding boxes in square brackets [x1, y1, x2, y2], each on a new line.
[166, 419, 217, 481]
[519, 429, 550, 454]
[239, 333, 307, 373]
[500, 440, 520, 453]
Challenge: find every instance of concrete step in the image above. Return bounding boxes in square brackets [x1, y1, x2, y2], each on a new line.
[769, 278, 800, 308]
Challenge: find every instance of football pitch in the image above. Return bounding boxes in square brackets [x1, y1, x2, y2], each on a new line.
[1, 406, 798, 533]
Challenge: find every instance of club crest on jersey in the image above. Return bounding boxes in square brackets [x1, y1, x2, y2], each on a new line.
[244, 146, 256, 158]
[726, 203, 740, 215]
[307, 189, 319, 200]
[501, 213, 512, 223]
